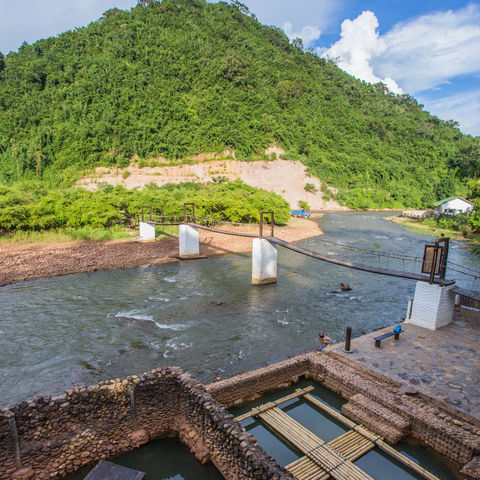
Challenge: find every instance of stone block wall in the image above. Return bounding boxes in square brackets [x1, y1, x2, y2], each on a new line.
[1, 351, 479, 479]
[408, 282, 455, 330]
[206, 355, 310, 407]
[0, 415, 17, 478]
[176, 372, 294, 479]
[0, 367, 293, 480]
[307, 352, 480, 465]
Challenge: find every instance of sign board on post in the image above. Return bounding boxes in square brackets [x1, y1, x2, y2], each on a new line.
[422, 245, 442, 276]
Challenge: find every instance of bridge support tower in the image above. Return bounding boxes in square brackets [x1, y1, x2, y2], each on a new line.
[252, 238, 277, 285]
[179, 224, 200, 258]
[139, 222, 156, 241]
[406, 282, 455, 330]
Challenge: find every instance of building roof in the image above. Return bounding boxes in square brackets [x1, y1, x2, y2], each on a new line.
[432, 196, 473, 207]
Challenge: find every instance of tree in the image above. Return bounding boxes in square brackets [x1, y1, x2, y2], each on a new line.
[292, 38, 303, 50]
[231, 1, 250, 15]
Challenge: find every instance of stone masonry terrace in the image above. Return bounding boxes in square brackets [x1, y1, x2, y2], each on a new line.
[330, 306, 480, 419]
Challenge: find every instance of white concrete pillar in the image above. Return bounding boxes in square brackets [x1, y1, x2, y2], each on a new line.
[179, 224, 200, 258]
[139, 222, 156, 240]
[252, 238, 277, 285]
[406, 281, 455, 330]
[406, 299, 413, 320]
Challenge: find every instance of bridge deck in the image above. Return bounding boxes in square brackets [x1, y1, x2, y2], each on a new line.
[264, 236, 454, 286]
[145, 221, 456, 285]
[451, 286, 480, 302]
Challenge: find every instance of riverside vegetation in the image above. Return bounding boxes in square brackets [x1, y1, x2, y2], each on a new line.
[0, 0, 479, 238]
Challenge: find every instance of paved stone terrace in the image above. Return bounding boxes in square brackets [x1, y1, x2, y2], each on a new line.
[330, 307, 480, 419]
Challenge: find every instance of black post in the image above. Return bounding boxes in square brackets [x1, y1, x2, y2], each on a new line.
[429, 244, 439, 284]
[345, 327, 352, 353]
[183, 203, 196, 223]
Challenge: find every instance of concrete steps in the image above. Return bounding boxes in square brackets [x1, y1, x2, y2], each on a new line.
[342, 393, 410, 444]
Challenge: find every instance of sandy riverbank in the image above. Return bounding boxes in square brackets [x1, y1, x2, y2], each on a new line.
[0, 217, 322, 287]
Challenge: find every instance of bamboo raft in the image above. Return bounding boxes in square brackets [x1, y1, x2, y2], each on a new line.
[236, 387, 441, 480]
[259, 407, 373, 480]
[302, 394, 441, 480]
[286, 430, 375, 480]
[234, 386, 315, 423]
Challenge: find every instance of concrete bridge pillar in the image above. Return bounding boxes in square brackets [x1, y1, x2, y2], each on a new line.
[406, 281, 455, 330]
[139, 222, 156, 240]
[252, 238, 277, 285]
[179, 224, 200, 258]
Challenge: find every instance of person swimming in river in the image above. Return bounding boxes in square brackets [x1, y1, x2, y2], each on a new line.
[317, 332, 332, 351]
[330, 282, 352, 293]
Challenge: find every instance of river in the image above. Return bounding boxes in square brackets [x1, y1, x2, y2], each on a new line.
[1, 212, 478, 408]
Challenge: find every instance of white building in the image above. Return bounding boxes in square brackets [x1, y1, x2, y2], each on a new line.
[432, 196, 473, 215]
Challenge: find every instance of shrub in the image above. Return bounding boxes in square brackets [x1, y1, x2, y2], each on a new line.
[0, 180, 291, 234]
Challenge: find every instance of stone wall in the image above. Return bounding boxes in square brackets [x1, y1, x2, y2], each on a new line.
[1, 352, 479, 479]
[306, 352, 480, 465]
[206, 355, 310, 407]
[0, 367, 293, 480]
[206, 351, 479, 467]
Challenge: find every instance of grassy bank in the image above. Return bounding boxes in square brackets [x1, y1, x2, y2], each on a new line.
[0, 225, 134, 243]
[389, 216, 480, 253]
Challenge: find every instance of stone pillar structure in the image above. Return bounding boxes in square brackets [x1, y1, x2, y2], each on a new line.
[406, 281, 455, 330]
[179, 224, 200, 258]
[139, 222, 156, 240]
[252, 238, 277, 285]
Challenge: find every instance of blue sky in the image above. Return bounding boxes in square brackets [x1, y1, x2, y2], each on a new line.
[0, 0, 479, 136]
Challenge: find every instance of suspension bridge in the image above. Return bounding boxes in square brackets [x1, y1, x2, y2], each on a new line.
[137, 204, 479, 328]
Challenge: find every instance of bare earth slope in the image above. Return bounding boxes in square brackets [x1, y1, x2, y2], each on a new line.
[79, 158, 347, 211]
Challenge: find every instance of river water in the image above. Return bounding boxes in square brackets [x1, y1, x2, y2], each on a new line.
[1, 212, 478, 408]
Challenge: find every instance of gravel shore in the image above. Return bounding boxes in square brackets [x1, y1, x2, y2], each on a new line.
[0, 217, 322, 286]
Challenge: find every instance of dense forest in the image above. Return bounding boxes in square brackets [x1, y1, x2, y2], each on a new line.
[0, 0, 479, 231]
[0, 180, 290, 234]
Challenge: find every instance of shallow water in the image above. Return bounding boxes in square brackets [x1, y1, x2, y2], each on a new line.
[231, 381, 461, 480]
[65, 381, 461, 480]
[0, 212, 478, 407]
[66, 437, 224, 480]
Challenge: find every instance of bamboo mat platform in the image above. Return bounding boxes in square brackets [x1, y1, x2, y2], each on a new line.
[259, 407, 373, 480]
[234, 386, 441, 480]
[234, 386, 314, 422]
[286, 430, 374, 480]
[302, 394, 441, 480]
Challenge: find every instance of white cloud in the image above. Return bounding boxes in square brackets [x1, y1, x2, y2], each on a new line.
[376, 4, 480, 93]
[0, 0, 137, 53]
[421, 89, 480, 137]
[232, 0, 342, 33]
[318, 11, 402, 94]
[283, 22, 321, 48]
[319, 5, 480, 97]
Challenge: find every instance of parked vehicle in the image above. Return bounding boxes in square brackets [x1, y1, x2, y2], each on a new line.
[290, 209, 310, 218]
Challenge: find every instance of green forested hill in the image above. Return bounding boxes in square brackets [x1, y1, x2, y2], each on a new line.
[0, 0, 478, 209]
